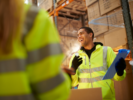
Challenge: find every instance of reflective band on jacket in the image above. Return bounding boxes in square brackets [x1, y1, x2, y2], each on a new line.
[103, 46, 107, 71]
[0, 59, 26, 73]
[27, 43, 62, 64]
[79, 66, 107, 73]
[22, 6, 39, 39]
[0, 94, 34, 100]
[32, 72, 65, 94]
[79, 76, 104, 83]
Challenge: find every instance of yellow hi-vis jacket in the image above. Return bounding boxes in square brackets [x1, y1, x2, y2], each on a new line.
[69, 44, 126, 100]
[0, 4, 71, 100]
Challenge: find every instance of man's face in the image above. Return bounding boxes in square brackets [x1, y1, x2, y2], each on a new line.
[77, 29, 93, 47]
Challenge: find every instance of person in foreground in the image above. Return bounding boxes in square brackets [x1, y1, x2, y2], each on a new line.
[69, 27, 126, 100]
[0, 0, 71, 100]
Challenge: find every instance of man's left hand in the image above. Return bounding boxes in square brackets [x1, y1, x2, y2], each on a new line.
[115, 58, 126, 76]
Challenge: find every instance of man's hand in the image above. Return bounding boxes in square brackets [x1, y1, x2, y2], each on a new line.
[62, 67, 75, 75]
[72, 56, 83, 71]
[115, 58, 126, 76]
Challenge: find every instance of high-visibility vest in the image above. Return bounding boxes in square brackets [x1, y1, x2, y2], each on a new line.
[69, 44, 126, 100]
[0, 4, 71, 100]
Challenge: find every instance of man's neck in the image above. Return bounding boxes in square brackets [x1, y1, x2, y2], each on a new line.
[84, 42, 95, 50]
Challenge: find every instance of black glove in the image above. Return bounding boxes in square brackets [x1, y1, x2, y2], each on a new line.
[115, 58, 126, 76]
[72, 56, 82, 71]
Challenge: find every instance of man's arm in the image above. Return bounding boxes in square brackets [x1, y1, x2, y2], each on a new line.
[107, 47, 126, 81]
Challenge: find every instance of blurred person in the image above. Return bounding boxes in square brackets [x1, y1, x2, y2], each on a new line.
[69, 27, 126, 100]
[0, 0, 71, 100]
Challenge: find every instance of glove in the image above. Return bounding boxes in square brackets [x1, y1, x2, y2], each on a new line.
[72, 56, 82, 71]
[115, 58, 126, 76]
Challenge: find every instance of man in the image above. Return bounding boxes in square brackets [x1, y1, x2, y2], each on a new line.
[69, 27, 126, 100]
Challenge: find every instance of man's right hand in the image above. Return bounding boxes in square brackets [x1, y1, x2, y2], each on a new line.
[72, 56, 82, 71]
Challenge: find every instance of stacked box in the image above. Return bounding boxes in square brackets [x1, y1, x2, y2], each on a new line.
[85, 0, 97, 7]
[38, 0, 53, 11]
[107, 7, 124, 30]
[99, 0, 121, 15]
[87, 2, 108, 36]
[104, 28, 127, 48]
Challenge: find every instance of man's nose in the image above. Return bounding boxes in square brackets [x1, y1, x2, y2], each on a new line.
[78, 34, 81, 38]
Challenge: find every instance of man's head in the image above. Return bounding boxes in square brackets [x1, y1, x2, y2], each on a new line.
[77, 27, 94, 47]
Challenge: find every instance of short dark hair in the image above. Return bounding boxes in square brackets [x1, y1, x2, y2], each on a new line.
[80, 27, 94, 39]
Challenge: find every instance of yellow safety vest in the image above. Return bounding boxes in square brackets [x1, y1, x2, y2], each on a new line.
[69, 44, 126, 100]
[0, 4, 71, 100]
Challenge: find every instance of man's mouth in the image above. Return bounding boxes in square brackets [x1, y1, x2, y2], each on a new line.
[79, 39, 83, 42]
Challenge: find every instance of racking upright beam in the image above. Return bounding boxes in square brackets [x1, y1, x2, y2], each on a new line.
[121, 0, 133, 73]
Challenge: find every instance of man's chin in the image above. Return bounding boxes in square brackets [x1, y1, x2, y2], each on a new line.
[80, 43, 84, 47]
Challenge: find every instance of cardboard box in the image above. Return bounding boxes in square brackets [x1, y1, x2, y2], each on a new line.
[104, 28, 127, 48]
[93, 34, 105, 45]
[85, 0, 97, 7]
[107, 7, 124, 30]
[99, 0, 121, 15]
[87, 2, 100, 21]
[38, 0, 53, 11]
[57, 17, 68, 31]
[114, 73, 133, 100]
[89, 15, 108, 36]
[68, 88, 102, 100]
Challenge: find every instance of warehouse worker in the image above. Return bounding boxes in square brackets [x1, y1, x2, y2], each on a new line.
[0, 0, 71, 100]
[69, 27, 126, 100]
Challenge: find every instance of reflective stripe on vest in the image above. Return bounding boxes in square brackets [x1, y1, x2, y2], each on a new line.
[0, 43, 62, 73]
[79, 46, 108, 83]
[79, 66, 107, 73]
[79, 76, 104, 83]
[0, 94, 35, 100]
[22, 5, 39, 40]
[0, 59, 26, 73]
[32, 72, 65, 94]
[27, 43, 62, 64]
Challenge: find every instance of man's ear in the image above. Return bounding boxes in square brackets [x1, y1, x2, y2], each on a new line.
[89, 33, 93, 38]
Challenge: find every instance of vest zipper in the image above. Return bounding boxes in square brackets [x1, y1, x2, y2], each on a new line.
[89, 58, 93, 88]
[106, 82, 113, 94]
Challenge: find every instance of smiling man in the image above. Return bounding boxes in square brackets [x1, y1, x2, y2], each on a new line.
[69, 27, 126, 100]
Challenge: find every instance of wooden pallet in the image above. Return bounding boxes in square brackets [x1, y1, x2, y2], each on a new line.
[65, 0, 87, 12]
[57, 0, 67, 7]
[58, 11, 80, 19]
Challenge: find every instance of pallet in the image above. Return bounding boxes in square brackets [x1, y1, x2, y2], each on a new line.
[58, 7, 86, 19]
[58, 11, 80, 19]
[57, 0, 67, 7]
[65, 0, 86, 12]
